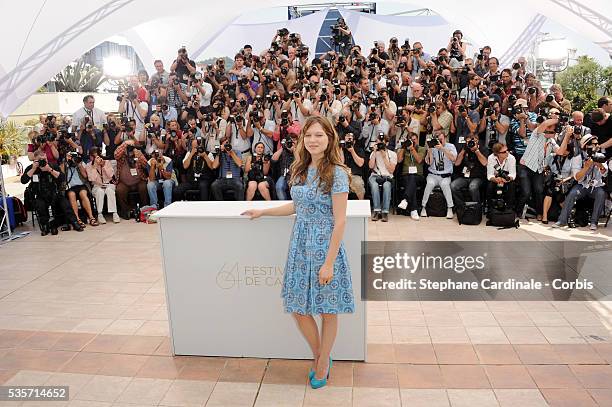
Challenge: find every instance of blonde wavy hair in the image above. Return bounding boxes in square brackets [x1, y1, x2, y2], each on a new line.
[289, 116, 351, 194]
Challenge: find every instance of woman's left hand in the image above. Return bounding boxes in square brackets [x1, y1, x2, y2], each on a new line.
[319, 264, 334, 286]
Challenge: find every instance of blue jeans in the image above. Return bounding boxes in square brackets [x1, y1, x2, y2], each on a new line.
[558, 184, 606, 226]
[147, 180, 174, 208]
[368, 174, 392, 213]
[276, 175, 289, 200]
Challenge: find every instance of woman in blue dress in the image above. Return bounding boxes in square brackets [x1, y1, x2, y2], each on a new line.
[242, 116, 354, 389]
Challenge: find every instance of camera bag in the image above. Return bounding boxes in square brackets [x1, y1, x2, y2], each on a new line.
[487, 208, 518, 228]
[457, 202, 482, 225]
[425, 188, 447, 217]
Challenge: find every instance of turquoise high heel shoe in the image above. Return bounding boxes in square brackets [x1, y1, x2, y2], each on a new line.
[310, 356, 332, 389]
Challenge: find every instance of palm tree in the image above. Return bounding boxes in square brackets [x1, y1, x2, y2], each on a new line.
[54, 59, 106, 92]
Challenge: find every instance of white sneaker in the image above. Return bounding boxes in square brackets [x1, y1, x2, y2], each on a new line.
[97, 214, 107, 224]
[410, 210, 420, 221]
[446, 208, 454, 219]
[397, 199, 408, 210]
[420, 208, 428, 217]
[112, 213, 121, 223]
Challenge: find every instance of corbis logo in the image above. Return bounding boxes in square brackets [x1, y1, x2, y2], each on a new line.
[216, 262, 284, 289]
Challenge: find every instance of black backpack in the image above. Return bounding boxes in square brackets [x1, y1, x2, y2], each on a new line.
[426, 188, 447, 217]
[487, 207, 519, 228]
[457, 202, 482, 225]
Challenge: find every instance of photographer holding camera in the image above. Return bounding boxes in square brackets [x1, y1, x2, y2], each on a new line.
[62, 150, 98, 227]
[554, 135, 608, 230]
[362, 109, 388, 153]
[454, 101, 480, 146]
[118, 80, 149, 139]
[86, 147, 120, 224]
[244, 142, 274, 201]
[147, 149, 177, 209]
[272, 128, 298, 200]
[165, 72, 189, 112]
[447, 30, 466, 64]
[396, 132, 426, 219]
[27, 126, 60, 165]
[426, 100, 453, 139]
[406, 42, 430, 78]
[339, 132, 366, 199]
[587, 107, 612, 158]
[247, 110, 276, 155]
[154, 96, 178, 125]
[368, 133, 397, 222]
[537, 84, 571, 115]
[114, 139, 149, 218]
[174, 136, 219, 201]
[460, 73, 481, 107]
[451, 134, 488, 207]
[171, 47, 196, 85]
[479, 100, 510, 152]
[486, 143, 517, 210]
[336, 109, 362, 145]
[21, 151, 80, 235]
[421, 131, 457, 218]
[282, 89, 313, 125]
[211, 142, 244, 200]
[517, 109, 563, 219]
[541, 129, 576, 224]
[72, 95, 107, 137]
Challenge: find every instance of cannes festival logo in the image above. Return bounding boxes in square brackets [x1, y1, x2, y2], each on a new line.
[216, 262, 284, 289]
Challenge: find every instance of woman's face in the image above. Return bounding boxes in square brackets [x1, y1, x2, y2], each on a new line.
[255, 143, 264, 155]
[303, 122, 329, 157]
[151, 117, 160, 127]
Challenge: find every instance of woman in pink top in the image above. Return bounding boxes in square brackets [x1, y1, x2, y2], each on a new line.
[86, 147, 120, 224]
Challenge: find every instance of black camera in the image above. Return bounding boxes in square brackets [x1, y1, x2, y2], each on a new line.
[368, 112, 377, 121]
[281, 136, 293, 149]
[427, 137, 440, 148]
[512, 62, 521, 70]
[403, 138, 413, 149]
[37, 159, 47, 167]
[528, 87, 537, 95]
[67, 151, 82, 166]
[458, 105, 466, 113]
[467, 139, 476, 149]
[511, 105, 523, 116]
[223, 143, 232, 152]
[546, 94, 555, 103]
[486, 108, 495, 117]
[427, 104, 436, 114]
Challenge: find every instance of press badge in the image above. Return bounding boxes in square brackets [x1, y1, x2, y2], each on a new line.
[408, 166, 417, 174]
[463, 167, 470, 177]
[226, 172, 233, 179]
[32, 175, 39, 183]
[130, 168, 138, 176]
[458, 136, 465, 144]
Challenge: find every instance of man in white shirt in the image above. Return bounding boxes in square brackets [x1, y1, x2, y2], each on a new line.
[118, 89, 148, 141]
[368, 136, 397, 222]
[421, 132, 457, 219]
[73, 95, 107, 129]
[282, 91, 312, 125]
[486, 143, 517, 211]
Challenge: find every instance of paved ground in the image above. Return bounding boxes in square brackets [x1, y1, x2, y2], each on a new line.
[0, 209, 611, 406]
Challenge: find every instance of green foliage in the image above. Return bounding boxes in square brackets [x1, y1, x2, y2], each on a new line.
[557, 56, 607, 112]
[54, 59, 107, 92]
[23, 118, 39, 127]
[0, 121, 28, 160]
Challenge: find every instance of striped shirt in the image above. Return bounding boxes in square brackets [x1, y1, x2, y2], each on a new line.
[521, 130, 558, 173]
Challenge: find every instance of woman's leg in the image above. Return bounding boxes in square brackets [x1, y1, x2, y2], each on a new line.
[245, 181, 257, 201]
[292, 313, 321, 371]
[542, 195, 552, 222]
[78, 189, 94, 219]
[66, 190, 80, 220]
[314, 313, 338, 380]
[258, 181, 271, 201]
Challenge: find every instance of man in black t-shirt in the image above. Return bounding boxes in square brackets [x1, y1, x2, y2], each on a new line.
[587, 106, 612, 159]
[170, 47, 196, 85]
[450, 134, 488, 207]
[174, 138, 220, 201]
[339, 133, 366, 199]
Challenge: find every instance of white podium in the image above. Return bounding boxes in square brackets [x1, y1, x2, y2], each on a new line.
[153, 200, 369, 360]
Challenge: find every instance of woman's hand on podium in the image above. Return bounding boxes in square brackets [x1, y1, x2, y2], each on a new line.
[241, 209, 264, 219]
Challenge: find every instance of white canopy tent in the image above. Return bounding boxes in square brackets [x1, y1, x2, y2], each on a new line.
[0, 0, 610, 117]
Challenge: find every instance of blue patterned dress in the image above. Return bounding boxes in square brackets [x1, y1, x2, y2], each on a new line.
[281, 165, 355, 315]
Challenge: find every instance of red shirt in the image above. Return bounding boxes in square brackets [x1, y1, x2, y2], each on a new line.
[28, 143, 58, 165]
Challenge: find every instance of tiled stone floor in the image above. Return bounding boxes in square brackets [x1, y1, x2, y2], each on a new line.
[0, 213, 610, 406]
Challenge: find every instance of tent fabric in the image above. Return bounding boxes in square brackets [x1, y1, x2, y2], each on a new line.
[0, 0, 610, 117]
[191, 8, 329, 61]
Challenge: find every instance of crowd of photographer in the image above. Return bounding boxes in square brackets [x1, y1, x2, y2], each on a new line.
[22, 25, 611, 234]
